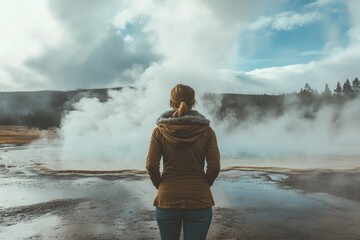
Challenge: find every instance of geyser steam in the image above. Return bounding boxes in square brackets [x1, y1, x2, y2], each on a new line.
[52, 0, 360, 170]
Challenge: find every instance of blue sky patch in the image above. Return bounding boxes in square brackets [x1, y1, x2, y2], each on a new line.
[237, 0, 350, 71]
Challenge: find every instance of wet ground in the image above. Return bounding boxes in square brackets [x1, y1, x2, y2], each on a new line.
[0, 144, 360, 239]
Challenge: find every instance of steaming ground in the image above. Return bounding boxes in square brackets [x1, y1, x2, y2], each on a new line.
[51, 88, 360, 172]
[1, 143, 359, 239]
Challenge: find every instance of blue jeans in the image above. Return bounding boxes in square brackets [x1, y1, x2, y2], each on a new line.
[155, 207, 212, 240]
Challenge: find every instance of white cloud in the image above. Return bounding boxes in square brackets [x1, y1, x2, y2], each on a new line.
[204, 0, 284, 26]
[231, 42, 360, 93]
[301, 50, 323, 56]
[307, 0, 339, 7]
[0, 0, 63, 90]
[0, 0, 63, 65]
[346, 0, 360, 45]
[0, 0, 358, 94]
[111, 0, 155, 30]
[112, 9, 139, 30]
[248, 16, 273, 31]
[248, 11, 321, 31]
[272, 11, 320, 30]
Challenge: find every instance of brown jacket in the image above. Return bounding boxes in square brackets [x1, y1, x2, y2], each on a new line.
[146, 110, 220, 209]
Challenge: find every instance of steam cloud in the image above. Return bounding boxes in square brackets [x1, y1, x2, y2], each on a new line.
[57, 87, 360, 170]
[46, 0, 360, 170]
[217, 96, 360, 157]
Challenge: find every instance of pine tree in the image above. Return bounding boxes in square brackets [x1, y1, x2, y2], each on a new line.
[303, 83, 314, 94]
[322, 84, 332, 97]
[352, 77, 360, 93]
[343, 78, 353, 97]
[334, 82, 342, 96]
[299, 83, 315, 105]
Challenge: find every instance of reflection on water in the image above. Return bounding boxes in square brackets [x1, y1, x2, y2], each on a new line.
[214, 171, 325, 214]
[213, 171, 360, 238]
[0, 177, 154, 208]
[1, 144, 359, 171]
[1, 145, 360, 239]
[1, 169, 359, 238]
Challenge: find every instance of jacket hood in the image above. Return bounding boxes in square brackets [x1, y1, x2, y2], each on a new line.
[156, 110, 210, 147]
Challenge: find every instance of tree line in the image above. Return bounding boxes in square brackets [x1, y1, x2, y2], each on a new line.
[300, 77, 359, 100]
[295, 77, 359, 120]
[1, 82, 358, 130]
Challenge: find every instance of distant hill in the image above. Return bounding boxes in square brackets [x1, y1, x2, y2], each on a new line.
[0, 88, 121, 128]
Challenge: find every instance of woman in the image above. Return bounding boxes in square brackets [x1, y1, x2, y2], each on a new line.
[146, 84, 220, 240]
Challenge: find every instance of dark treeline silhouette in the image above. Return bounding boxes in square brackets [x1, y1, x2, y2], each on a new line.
[0, 79, 359, 129]
[204, 77, 360, 126]
[203, 93, 287, 125]
[300, 77, 360, 103]
[0, 87, 121, 129]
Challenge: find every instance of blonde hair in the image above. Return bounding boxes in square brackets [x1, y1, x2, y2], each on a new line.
[170, 84, 196, 117]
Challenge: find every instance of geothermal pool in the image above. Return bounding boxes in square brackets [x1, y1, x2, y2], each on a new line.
[1, 143, 360, 239]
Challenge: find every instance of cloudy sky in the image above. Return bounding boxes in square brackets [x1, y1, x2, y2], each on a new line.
[1, 0, 360, 93]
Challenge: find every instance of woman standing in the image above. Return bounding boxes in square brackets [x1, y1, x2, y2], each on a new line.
[146, 84, 220, 240]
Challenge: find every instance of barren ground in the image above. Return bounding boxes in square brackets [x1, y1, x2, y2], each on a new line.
[0, 126, 359, 239]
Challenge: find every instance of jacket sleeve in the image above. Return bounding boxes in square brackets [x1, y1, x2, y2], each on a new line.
[146, 127, 162, 189]
[205, 128, 220, 186]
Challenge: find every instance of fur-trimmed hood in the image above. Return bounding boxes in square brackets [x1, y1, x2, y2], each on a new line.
[156, 110, 210, 125]
[156, 110, 210, 147]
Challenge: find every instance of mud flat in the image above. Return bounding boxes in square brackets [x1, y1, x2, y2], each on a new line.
[0, 126, 55, 145]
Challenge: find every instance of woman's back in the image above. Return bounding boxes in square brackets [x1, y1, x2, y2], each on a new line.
[147, 109, 220, 209]
[146, 84, 220, 240]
